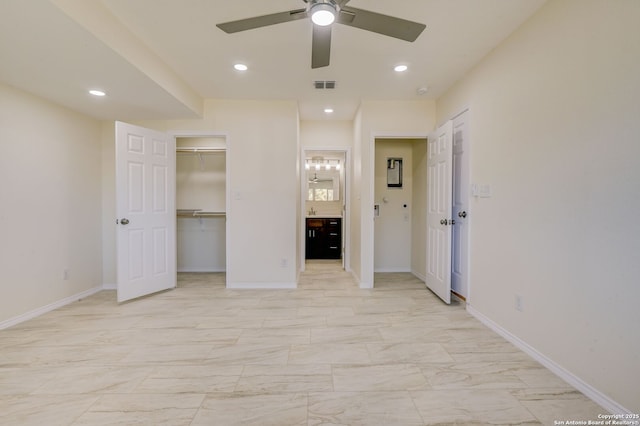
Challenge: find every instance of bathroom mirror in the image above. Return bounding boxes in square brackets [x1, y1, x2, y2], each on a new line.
[306, 169, 340, 201]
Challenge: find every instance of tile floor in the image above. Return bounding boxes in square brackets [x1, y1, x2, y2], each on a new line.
[0, 261, 605, 425]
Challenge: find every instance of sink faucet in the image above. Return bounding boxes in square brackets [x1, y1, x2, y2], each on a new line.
[308, 207, 316, 216]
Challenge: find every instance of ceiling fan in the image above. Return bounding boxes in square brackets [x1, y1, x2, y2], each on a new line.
[308, 173, 332, 183]
[216, 0, 426, 69]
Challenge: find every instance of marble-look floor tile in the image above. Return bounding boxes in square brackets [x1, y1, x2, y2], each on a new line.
[135, 365, 243, 393]
[310, 327, 383, 344]
[410, 389, 539, 425]
[32, 366, 152, 394]
[1, 269, 607, 425]
[0, 394, 100, 426]
[236, 328, 310, 345]
[72, 393, 204, 426]
[118, 344, 214, 365]
[367, 342, 454, 364]
[289, 343, 371, 364]
[308, 391, 424, 425]
[332, 363, 430, 391]
[0, 366, 62, 395]
[235, 364, 333, 392]
[519, 396, 605, 425]
[191, 393, 307, 426]
[205, 344, 290, 365]
[421, 361, 530, 390]
[377, 326, 454, 343]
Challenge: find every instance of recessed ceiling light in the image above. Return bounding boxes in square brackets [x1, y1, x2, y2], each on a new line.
[89, 89, 106, 96]
[324, 108, 334, 114]
[234, 63, 248, 71]
[394, 65, 408, 72]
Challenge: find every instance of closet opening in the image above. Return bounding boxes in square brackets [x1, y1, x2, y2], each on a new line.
[373, 138, 428, 278]
[175, 137, 227, 281]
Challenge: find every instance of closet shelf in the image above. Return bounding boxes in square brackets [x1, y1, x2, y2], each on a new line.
[177, 209, 225, 218]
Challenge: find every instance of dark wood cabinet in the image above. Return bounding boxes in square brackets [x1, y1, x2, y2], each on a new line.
[306, 218, 342, 259]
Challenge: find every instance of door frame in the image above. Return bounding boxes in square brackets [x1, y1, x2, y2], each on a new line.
[367, 132, 428, 288]
[168, 130, 231, 286]
[300, 147, 350, 272]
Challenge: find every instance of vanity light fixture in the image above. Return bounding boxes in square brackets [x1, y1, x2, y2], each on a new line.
[89, 89, 106, 96]
[307, 158, 341, 170]
[324, 108, 334, 114]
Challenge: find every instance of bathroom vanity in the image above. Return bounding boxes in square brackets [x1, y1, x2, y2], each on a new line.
[305, 217, 342, 259]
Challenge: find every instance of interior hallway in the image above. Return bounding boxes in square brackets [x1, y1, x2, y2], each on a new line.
[0, 262, 603, 424]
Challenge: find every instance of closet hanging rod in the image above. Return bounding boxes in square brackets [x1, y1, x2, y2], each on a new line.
[176, 210, 225, 218]
[176, 147, 225, 153]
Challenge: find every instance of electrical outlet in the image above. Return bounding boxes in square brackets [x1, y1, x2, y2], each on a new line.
[63, 269, 70, 280]
[280, 258, 288, 268]
[515, 294, 523, 312]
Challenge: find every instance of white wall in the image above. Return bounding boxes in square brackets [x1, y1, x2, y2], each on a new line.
[300, 120, 352, 148]
[0, 83, 102, 325]
[102, 99, 299, 288]
[436, 0, 640, 412]
[374, 139, 414, 272]
[355, 100, 436, 286]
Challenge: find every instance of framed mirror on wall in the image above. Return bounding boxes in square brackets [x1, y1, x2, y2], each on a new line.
[387, 157, 403, 188]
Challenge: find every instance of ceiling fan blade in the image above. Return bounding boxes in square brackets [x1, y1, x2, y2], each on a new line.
[217, 8, 307, 33]
[311, 24, 332, 69]
[338, 6, 426, 42]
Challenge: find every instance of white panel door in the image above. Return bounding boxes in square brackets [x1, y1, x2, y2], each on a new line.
[116, 121, 176, 302]
[426, 120, 453, 304]
[452, 111, 470, 298]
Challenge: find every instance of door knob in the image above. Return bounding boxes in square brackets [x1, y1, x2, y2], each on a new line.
[458, 211, 467, 218]
[440, 219, 446, 225]
[119, 218, 130, 225]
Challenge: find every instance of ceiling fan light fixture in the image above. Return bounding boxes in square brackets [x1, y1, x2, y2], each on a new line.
[311, 3, 336, 26]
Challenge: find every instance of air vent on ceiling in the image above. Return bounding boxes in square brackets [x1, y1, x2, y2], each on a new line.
[314, 80, 336, 89]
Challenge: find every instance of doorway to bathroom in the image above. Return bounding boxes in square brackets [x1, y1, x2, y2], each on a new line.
[301, 148, 348, 271]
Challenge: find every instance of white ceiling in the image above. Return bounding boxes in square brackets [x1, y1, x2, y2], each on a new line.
[0, 0, 546, 121]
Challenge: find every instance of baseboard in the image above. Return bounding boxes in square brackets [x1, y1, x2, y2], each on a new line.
[466, 304, 631, 415]
[226, 282, 297, 289]
[411, 270, 426, 282]
[0, 285, 103, 330]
